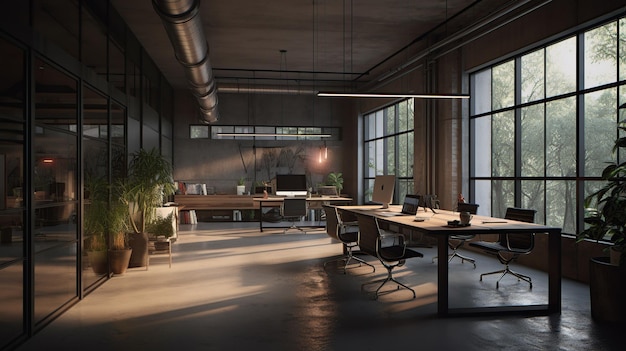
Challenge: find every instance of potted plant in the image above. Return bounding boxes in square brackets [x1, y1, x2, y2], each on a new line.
[326, 172, 343, 196]
[84, 176, 109, 274]
[146, 212, 175, 250]
[236, 177, 246, 195]
[120, 148, 176, 268]
[107, 198, 132, 275]
[576, 107, 626, 323]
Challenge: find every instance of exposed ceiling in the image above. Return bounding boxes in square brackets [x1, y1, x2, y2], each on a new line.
[110, 0, 507, 94]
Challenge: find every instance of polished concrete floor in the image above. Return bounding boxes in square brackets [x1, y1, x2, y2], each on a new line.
[17, 222, 623, 351]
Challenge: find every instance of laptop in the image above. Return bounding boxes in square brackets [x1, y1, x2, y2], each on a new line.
[378, 194, 420, 216]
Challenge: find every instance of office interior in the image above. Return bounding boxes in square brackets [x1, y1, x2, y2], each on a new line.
[1, 0, 625, 350]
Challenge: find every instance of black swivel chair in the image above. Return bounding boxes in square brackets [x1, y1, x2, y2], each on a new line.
[469, 207, 537, 288]
[322, 205, 375, 274]
[282, 197, 308, 234]
[432, 202, 480, 267]
[356, 213, 423, 299]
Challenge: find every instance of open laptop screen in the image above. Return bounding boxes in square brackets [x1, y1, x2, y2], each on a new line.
[401, 194, 420, 215]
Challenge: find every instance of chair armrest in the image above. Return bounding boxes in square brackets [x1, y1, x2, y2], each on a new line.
[381, 232, 404, 241]
[380, 231, 405, 246]
[339, 221, 358, 233]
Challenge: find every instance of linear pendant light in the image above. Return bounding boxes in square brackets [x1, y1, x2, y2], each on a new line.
[317, 92, 470, 99]
[216, 132, 332, 138]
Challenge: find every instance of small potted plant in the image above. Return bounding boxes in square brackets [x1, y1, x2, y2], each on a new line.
[236, 177, 246, 195]
[147, 212, 175, 250]
[326, 172, 343, 196]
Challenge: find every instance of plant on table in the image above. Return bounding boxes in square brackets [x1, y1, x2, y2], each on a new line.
[326, 172, 343, 195]
[146, 212, 175, 240]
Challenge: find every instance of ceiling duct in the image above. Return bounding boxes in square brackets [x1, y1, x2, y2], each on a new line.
[217, 84, 318, 95]
[152, 0, 219, 123]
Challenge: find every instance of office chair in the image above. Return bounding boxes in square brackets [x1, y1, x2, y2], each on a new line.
[282, 197, 308, 234]
[432, 202, 479, 268]
[469, 207, 536, 288]
[322, 205, 375, 274]
[356, 213, 423, 299]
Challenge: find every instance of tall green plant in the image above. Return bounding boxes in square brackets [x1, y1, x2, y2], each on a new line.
[85, 175, 131, 250]
[84, 176, 109, 251]
[120, 148, 176, 234]
[109, 197, 130, 250]
[578, 119, 626, 265]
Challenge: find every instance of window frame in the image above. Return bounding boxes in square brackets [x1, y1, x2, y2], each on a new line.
[469, 16, 626, 236]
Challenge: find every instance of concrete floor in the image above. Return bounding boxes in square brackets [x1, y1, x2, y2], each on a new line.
[16, 222, 623, 351]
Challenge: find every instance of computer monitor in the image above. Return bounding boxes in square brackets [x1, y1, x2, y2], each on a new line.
[371, 175, 395, 209]
[275, 174, 307, 197]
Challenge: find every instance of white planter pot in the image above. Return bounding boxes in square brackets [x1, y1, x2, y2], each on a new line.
[236, 185, 245, 195]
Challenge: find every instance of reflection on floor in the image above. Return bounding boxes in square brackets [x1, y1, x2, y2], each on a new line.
[17, 222, 623, 351]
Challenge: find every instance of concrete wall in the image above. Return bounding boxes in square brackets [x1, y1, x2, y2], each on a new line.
[173, 90, 355, 195]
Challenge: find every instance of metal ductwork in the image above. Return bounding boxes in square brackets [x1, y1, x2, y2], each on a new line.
[153, 0, 219, 123]
[217, 84, 318, 95]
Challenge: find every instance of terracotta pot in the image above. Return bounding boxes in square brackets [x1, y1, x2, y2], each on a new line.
[128, 232, 149, 267]
[87, 250, 108, 274]
[108, 248, 132, 275]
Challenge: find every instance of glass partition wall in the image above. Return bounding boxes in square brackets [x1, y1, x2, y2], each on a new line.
[0, 35, 26, 349]
[33, 56, 79, 325]
[0, 1, 172, 348]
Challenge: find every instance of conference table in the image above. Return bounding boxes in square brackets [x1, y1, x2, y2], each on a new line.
[254, 196, 352, 232]
[337, 205, 562, 318]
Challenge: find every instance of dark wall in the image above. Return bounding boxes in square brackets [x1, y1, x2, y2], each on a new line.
[173, 90, 355, 195]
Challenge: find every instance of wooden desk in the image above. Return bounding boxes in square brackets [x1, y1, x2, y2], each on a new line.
[338, 205, 562, 318]
[255, 196, 352, 232]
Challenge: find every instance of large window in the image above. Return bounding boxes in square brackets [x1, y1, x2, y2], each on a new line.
[470, 17, 626, 235]
[363, 99, 414, 204]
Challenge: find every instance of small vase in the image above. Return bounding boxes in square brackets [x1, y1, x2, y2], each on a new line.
[459, 211, 473, 225]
